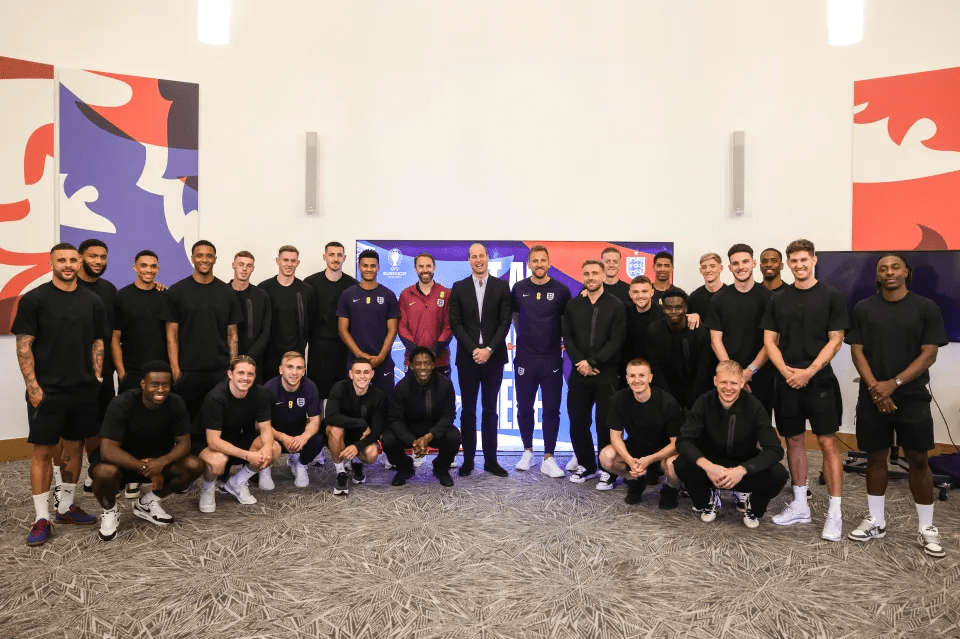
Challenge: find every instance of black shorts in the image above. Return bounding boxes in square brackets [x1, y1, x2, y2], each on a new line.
[88, 448, 151, 485]
[190, 432, 258, 468]
[774, 373, 842, 437]
[96, 369, 117, 423]
[277, 431, 327, 455]
[856, 393, 935, 453]
[621, 439, 663, 477]
[26, 387, 100, 446]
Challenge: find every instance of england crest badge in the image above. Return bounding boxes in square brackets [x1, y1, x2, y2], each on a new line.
[546, 292, 554, 300]
[377, 296, 384, 304]
[626, 256, 646, 278]
[297, 397, 305, 407]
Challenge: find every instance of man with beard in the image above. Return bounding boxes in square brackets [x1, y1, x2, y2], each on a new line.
[759, 248, 786, 292]
[259, 246, 314, 378]
[91, 361, 202, 541]
[164, 240, 244, 427]
[195, 356, 279, 512]
[562, 260, 626, 489]
[398, 253, 452, 377]
[382, 347, 461, 487]
[305, 242, 357, 402]
[14, 243, 105, 545]
[846, 253, 948, 557]
[646, 288, 714, 410]
[230, 251, 271, 382]
[762, 239, 848, 542]
[511, 245, 572, 476]
[621, 276, 664, 379]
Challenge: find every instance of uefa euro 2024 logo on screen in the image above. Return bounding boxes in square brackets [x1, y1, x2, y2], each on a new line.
[626, 256, 646, 278]
[389, 248, 403, 270]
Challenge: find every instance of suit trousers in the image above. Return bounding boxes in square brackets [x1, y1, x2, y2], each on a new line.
[457, 358, 504, 465]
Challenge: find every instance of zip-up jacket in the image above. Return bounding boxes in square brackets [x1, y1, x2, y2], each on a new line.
[561, 291, 627, 385]
[398, 282, 453, 366]
[259, 276, 314, 360]
[677, 390, 783, 474]
[388, 372, 457, 439]
[233, 281, 272, 364]
[323, 379, 387, 450]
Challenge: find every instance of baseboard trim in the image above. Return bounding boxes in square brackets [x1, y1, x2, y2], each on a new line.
[802, 431, 959, 457]
[0, 437, 31, 462]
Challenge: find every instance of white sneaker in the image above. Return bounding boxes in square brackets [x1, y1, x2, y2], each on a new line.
[515, 450, 535, 471]
[258, 467, 275, 491]
[569, 466, 598, 483]
[124, 483, 141, 499]
[383, 456, 396, 470]
[565, 456, 580, 472]
[700, 490, 721, 522]
[224, 479, 257, 505]
[199, 482, 216, 513]
[919, 526, 946, 558]
[311, 447, 327, 467]
[98, 507, 119, 541]
[413, 455, 426, 468]
[289, 460, 310, 488]
[133, 494, 174, 526]
[822, 511, 843, 542]
[595, 471, 615, 491]
[83, 476, 94, 494]
[848, 516, 886, 542]
[540, 457, 565, 478]
[772, 501, 812, 526]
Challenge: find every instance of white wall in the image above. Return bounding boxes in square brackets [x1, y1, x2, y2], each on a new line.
[2, 0, 959, 443]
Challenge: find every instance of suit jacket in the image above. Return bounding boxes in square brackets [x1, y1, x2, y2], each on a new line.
[449, 275, 512, 366]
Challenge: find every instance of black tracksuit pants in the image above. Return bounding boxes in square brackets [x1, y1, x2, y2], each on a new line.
[382, 423, 462, 472]
[674, 455, 789, 517]
[566, 378, 617, 475]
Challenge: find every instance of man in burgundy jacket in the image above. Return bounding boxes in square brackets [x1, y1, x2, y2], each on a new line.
[398, 253, 453, 377]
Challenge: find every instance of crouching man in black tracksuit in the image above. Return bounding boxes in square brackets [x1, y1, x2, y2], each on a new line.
[382, 347, 461, 487]
[674, 360, 788, 528]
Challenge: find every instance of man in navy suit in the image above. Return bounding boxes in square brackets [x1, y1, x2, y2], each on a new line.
[449, 243, 512, 477]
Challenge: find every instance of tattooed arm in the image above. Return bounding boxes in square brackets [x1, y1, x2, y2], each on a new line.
[16, 334, 43, 407]
[93, 339, 104, 380]
[227, 324, 239, 361]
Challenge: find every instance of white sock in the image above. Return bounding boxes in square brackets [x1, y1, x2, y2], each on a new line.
[792, 485, 808, 507]
[33, 492, 50, 521]
[58, 483, 77, 514]
[288, 453, 300, 466]
[334, 461, 346, 473]
[916, 503, 934, 530]
[201, 479, 216, 491]
[52, 465, 62, 488]
[103, 505, 118, 516]
[139, 491, 157, 505]
[232, 465, 256, 484]
[867, 494, 885, 526]
[828, 496, 842, 516]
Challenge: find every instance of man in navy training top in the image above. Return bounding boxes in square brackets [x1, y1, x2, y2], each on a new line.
[383, 347, 461, 487]
[846, 253, 948, 558]
[323, 358, 387, 495]
[195, 356, 279, 513]
[599, 358, 683, 508]
[337, 248, 400, 399]
[14, 243, 105, 545]
[91, 361, 203, 541]
[675, 360, 788, 528]
[262, 351, 324, 489]
[762, 238, 848, 542]
[511, 244, 571, 477]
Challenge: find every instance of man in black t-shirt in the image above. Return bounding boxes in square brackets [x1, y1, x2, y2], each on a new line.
[230, 251, 271, 382]
[687, 252, 726, 326]
[262, 351, 324, 489]
[259, 245, 314, 378]
[707, 244, 775, 415]
[599, 247, 631, 303]
[305, 241, 357, 401]
[324, 358, 387, 495]
[759, 248, 786, 293]
[761, 239, 848, 542]
[164, 240, 244, 424]
[13, 243, 105, 545]
[646, 288, 713, 410]
[598, 359, 683, 508]
[91, 361, 202, 541]
[113, 250, 168, 393]
[845, 253, 948, 558]
[194, 356, 279, 513]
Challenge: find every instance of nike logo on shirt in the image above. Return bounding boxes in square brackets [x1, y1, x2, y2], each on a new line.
[522, 294, 530, 297]
[552, 369, 560, 373]
[352, 298, 361, 302]
[409, 302, 416, 305]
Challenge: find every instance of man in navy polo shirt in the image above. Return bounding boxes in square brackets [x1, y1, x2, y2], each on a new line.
[511, 244, 571, 477]
[262, 351, 324, 489]
[337, 249, 401, 399]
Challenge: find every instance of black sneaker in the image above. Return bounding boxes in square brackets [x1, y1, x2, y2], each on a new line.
[352, 461, 366, 484]
[658, 485, 679, 510]
[333, 472, 349, 495]
[391, 469, 414, 486]
[623, 480, 645, 505]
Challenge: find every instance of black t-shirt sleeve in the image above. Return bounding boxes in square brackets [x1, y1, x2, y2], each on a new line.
[844, 302, 865, 345]
[607, 393, 625, 432]
[663, 393, 684, 439]
[99, 393, 131, 442]
[759, 295, 778, 333]
[10, 292, 39, 336]
[168, 395, 192, 437]
[920, 298, 949, 346]
[704, 294, 722, 332]
[199, 394, 224, 431]
[255, 386, 272, 423]
[827, 287, 850, 332]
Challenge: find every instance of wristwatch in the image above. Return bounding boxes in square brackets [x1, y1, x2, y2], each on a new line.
[747, 364, 758, 373]
[894, 377, 903, 387]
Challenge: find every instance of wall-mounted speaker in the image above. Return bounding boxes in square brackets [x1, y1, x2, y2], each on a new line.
[306, 132, 319, 215]
[731, 130, 745, 216]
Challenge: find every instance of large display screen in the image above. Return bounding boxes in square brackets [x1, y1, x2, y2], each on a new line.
[815, 250, 960, 342]
[358, 240, 673, 451]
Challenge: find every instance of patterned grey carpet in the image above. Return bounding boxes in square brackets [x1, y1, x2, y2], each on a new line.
[0, 451, 958, 639]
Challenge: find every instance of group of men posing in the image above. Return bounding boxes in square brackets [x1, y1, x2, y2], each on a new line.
[13, 237, 947, 559]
